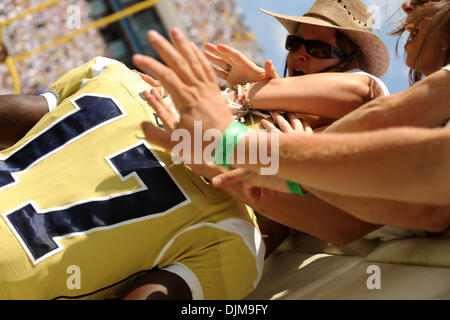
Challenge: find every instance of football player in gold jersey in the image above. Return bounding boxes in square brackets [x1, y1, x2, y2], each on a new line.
[0, 56, 265, 300]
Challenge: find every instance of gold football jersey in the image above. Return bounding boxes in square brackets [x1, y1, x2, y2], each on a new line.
[0, 57, 264, 300]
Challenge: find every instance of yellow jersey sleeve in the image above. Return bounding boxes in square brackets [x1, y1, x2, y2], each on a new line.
[40, 57, 121, 111]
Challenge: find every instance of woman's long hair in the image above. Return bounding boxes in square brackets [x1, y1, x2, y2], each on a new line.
[391, 0, 450, 85]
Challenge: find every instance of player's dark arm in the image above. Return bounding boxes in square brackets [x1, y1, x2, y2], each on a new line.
[0, 94, 49, 149]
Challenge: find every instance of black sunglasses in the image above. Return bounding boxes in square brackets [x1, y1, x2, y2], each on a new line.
[285, 35, 348, 59]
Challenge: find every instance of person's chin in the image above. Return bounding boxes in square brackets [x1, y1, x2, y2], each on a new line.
[405, 50, 416, 70]
[405, 57, 414, 69]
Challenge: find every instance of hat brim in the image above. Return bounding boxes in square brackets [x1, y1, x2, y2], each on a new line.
[260, 8, 390, 78]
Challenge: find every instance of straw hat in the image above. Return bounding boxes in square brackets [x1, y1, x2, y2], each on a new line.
[260, 0, 390, 77]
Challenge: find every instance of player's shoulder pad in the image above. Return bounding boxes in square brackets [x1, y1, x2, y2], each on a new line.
[91, 56, 122, 78]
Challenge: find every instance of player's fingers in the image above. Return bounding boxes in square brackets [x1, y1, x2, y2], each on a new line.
[271, 112, 293, 133]
[170, 28, 207, 81]
[141, 121, 176, 151]
[287, 113, 304, 132]
[145, 30, 197, 85]
[211, 167, 250, 188]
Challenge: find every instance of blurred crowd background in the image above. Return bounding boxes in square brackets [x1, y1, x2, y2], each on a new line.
[0, 0, 264, 95]
[173, 0, 264, 65]
[0, 0, 107, 94]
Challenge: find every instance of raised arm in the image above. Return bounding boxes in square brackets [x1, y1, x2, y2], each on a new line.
[247, 72, 385, 119]
[232, 126, 450, 206]
[205, 42, 385, 120]
[327, 68, 450, 132]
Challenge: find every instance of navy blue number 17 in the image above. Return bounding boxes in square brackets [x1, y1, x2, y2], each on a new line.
[1, 94, 188, 264]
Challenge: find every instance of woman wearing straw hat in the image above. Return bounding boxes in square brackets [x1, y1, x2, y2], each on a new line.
[203, 0, 390, 126]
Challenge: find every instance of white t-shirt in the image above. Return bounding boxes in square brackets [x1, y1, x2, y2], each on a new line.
[346, 68, 390, 96]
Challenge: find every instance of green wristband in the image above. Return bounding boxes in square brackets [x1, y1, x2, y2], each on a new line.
[213, 122, 251, 169]
[286, 180, 305, 196]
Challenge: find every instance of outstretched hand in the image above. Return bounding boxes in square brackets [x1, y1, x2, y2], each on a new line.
[212, 115, 314, 202]
[261, 112, 313, 134]
[132, 28, 234, 155]
[204, 43, 279, 86]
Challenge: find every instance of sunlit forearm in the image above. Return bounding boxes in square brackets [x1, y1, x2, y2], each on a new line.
[233, 127, 450, 205]
[248, 73, 376, 119]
